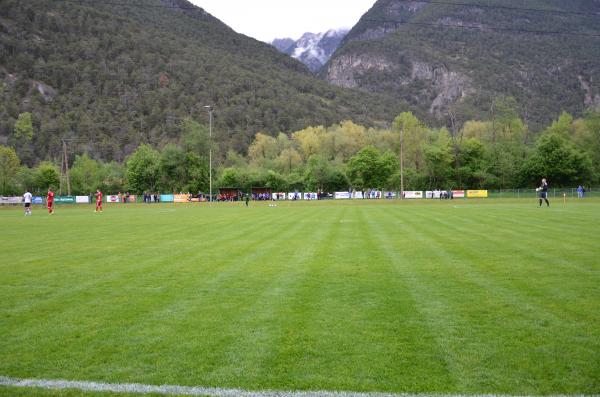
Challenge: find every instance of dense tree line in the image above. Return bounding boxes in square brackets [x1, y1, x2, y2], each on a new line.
[2, 108, 597, 196]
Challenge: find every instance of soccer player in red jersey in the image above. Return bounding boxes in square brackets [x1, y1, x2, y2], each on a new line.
[95, 189, 103, 212]
[47, 188, 55, 214]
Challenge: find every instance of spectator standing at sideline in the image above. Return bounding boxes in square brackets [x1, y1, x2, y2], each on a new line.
[23, 190, 32, 216]
[577, 185, 585, 198]
[47, 188, 55, 215]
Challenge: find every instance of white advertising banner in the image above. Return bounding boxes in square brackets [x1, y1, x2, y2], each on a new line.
[452, 190, 465, 198]
[426, 190, 450, 199]
[403, 191, 423, 199]
[0, 196, 22, 204]
[352, 191, 364, 199]
[272, 192, 286, 200]
[426, 190, 445, 199]
[335, 192, 351, 199]
[384, 192, 397, 199]
[287, 192, 301, 200]
[368, 190, 382, 199]
[106, 195, 120, 203]
[303, 192, 317, 200]
[75, 196, 90, 204]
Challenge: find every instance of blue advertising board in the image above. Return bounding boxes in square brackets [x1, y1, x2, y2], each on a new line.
[160, 194, 174, 203]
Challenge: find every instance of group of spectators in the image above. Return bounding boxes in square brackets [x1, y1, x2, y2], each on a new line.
[142, 193, 160, 203]
[252, 193, 271, 201]
[114, 192, 132, 203]
[217, 193, 238, 202]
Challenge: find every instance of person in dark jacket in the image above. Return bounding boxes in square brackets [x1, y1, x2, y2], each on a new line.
[537, 178, 550, 207]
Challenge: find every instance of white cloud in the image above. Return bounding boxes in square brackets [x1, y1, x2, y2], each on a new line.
[189, 0, 375, 42]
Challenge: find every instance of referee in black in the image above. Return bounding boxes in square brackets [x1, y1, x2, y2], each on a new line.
[538, 178, 550, 207]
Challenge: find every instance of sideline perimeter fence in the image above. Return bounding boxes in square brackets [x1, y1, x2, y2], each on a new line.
[487, 188, 596, 199]
[1, 187, 596, 205]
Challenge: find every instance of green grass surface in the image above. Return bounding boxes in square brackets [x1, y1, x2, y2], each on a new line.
[1, 199, 599, 395]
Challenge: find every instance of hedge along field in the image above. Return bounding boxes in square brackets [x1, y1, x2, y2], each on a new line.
[0, 199, 599, 396]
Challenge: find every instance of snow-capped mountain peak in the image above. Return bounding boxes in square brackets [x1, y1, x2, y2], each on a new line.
[272, 28, 349, 73]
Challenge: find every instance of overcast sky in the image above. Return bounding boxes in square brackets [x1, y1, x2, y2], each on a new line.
[189, 0, 376, 42]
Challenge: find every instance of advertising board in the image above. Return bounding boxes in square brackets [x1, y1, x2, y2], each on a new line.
[403, 191, 423, 199]
[368, 190, 382, 199]
[174, 194, 190, 203]
[54, 196, 75, 204]
[76, 196, 90, 204]
[467, 190, 488, 198]
[160, 194, 174, 203]
[335, 192, 351, 199]
[452, 190, 466, 198]
[287, 192, 301, 200]
[0, 196, 22, 204]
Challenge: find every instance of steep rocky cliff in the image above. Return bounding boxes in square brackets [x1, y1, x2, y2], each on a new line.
[322, 0, 600, 127]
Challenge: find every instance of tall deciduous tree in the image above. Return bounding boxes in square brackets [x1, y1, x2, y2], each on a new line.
[181, 118, 209, 156]
[422, 130, 454, 189]
[292, 126, 326, 160]
[0, 145, 20, 194]
[158, 144, 187, 192]
[573, 110, 600, 184]
[14, 112, 34, 140]
[126, 144, 159, 193]
[248, 133, 278, 166]
[347, 146, 396, 190]
[184, 152, 209, 193]
[33, 161, 60, 194]
[325, 121, 367, 162]
[70, 153, 102, 195]
[520, 133, 592, 187]
[392, 112, 429, 172]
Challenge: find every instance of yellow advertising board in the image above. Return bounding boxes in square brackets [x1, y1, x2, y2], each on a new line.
[467, 190, 488, 198]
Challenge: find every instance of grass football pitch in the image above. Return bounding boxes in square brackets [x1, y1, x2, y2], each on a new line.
[1, 199, 599, 396]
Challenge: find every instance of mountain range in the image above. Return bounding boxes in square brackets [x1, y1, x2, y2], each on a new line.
[2, 0, 600, 166]
[0, 0, 400, 164]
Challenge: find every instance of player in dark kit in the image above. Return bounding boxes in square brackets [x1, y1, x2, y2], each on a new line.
[537, 178, 550, 207]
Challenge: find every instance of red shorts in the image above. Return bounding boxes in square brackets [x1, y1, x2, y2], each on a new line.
[47, 201, 53, 207]
[96, 201, 102, 206]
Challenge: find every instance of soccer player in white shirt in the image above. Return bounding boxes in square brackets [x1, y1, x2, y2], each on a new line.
[23, 190, 32, 215]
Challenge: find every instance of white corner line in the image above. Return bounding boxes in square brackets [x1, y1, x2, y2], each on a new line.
[0, 376, 597, 397]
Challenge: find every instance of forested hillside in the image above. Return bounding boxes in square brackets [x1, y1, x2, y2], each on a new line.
[323, 0, 600, 128]
[0, 0, 402, 164]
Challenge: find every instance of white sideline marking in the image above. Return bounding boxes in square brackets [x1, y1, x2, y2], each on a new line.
[0, 376, 596, 397]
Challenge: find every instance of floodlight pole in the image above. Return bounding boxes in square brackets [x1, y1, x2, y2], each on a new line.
[400, 128, 404, 200]
[204, 105, 213, 205]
